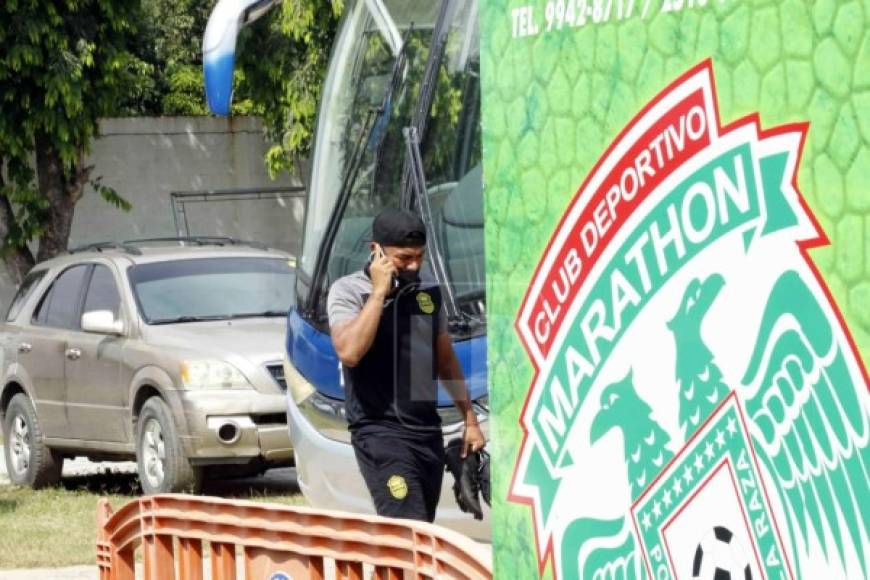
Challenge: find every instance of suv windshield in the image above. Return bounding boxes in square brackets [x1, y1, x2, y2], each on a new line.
[129, 258, 295, 324]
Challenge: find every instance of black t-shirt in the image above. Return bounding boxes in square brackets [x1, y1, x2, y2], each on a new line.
[327, 270, 446, 435]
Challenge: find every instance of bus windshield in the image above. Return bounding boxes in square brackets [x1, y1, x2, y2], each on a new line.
[301, 0, 483, 329]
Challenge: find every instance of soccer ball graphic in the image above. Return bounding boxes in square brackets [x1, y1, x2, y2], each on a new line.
[692, 525, 753, 580]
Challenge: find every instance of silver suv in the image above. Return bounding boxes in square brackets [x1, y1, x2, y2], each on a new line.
[0, 238, 295, 493]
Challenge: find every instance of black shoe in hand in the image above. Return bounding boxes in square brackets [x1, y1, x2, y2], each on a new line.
[444, 438, 483, 520]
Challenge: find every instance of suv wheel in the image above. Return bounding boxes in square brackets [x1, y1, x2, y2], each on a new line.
[3, 393, 62, 488]
[136, 397, 201, 494]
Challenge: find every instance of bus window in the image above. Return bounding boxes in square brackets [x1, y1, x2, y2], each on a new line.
[300, 1, 439, 288]
[323, 0, 484, 316]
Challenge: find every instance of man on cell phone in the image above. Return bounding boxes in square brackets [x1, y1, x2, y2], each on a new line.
[327, 207, 486, 522]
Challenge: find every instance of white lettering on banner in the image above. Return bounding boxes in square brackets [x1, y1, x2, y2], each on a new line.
[530, 104, 711, 347]
[536, 153, 753, 454]
[574, 105, 708, 263]
[539, 376, 573, 451]
[511, 6, 539, 38]
[513, 0, 718, 38]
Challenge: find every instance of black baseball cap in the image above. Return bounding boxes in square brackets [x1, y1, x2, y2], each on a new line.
[372, 208, 426, 247]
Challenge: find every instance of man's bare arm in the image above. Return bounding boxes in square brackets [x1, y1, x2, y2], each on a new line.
[331, 250, 395, 367]
[436, 331, 473, 414]
[331, 289, 387, 367]
[436, 331, 485, 455]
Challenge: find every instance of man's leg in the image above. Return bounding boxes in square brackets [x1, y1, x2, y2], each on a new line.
[351, 432, 430, 521]
[413, 435, 446, 523]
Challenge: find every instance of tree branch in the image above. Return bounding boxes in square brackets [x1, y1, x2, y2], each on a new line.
[66, 147, 94, 204]
[67, 163, 94, 205]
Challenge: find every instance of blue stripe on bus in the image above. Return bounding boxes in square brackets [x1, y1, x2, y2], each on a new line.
[204, 52, 235, 116]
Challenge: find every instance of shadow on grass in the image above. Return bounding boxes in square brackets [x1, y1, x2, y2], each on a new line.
[0, 498, 19, 514]
[201, 467, 302, 500]
[54, 467, 302, 501]
[61, 471, 141, 495]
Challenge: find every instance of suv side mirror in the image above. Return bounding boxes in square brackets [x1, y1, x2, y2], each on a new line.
[81, 310, 124, 335]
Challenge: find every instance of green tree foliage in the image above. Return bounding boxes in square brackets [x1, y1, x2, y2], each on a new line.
[123, 0, 258, 116]
[235, 1, 475, 182]
[235, 0, 343, 176]
[0, 0, 139, 280]
[134, 0, 209, 116]
[132, 0, 342, 172]
[0, 0, 345, 282]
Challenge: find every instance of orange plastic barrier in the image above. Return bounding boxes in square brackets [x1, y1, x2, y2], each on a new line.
[96, 494, 492, 580]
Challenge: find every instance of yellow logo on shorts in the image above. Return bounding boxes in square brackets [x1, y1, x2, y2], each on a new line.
[416, 292, 435, 314]
[387, 475, 408, 500]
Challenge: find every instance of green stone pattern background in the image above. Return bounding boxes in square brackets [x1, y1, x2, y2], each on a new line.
[478, 0, 870, 577]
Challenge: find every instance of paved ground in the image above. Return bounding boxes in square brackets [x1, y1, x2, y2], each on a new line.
[2, 559, 250, 579]
[1, 564, 107, 580]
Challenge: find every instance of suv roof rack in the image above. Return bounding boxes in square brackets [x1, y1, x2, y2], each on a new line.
[68, 237, 271, 256]
[123, 237, 270, 250]
[68, 241, 143, 256]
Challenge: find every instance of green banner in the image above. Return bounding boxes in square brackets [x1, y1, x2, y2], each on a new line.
[480, 2, 870, 578]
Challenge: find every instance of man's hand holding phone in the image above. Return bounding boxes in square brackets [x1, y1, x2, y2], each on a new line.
[370, 244, 397, 298]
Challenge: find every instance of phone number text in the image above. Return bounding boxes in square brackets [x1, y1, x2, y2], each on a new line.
[512, 0, 715, 39]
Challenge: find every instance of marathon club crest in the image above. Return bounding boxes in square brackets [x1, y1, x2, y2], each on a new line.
[510, 61, 870, 580]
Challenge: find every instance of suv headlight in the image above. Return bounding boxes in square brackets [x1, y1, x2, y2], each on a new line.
[180, 360, 252, 390]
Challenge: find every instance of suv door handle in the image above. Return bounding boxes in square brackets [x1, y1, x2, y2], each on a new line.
[65, 348, 82, 360]
[18, 342, 32, 354]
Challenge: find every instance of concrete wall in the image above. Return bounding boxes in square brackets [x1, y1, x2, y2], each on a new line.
[0, 116, 306, 306]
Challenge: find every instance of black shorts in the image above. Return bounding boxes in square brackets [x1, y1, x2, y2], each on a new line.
[351, 428, 445, 522]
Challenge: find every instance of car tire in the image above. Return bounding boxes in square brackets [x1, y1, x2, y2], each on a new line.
[136, 397, 202, 494]
[3, 393, 63, 488]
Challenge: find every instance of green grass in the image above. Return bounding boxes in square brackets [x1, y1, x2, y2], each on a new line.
[0, 484, 138, 569]
[0, 471, 306, 570]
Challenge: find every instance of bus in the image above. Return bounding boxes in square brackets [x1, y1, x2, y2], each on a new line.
[204, 0, 489, 538]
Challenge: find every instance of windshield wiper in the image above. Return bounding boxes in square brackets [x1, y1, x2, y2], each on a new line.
[369, 28, 412, 196]
[399, 0, 452, 209]
[397, 1, 465, 330]
[303, 115, 376, 319]
[304, 29, 412, 318]
[403, 126, 463, 329]
[150, 315, 231, 325]
[226, 310, 288, 319]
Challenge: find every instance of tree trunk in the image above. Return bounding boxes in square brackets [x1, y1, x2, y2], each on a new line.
[34, 132, 91, 263]
[0, 193, 36, 284]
